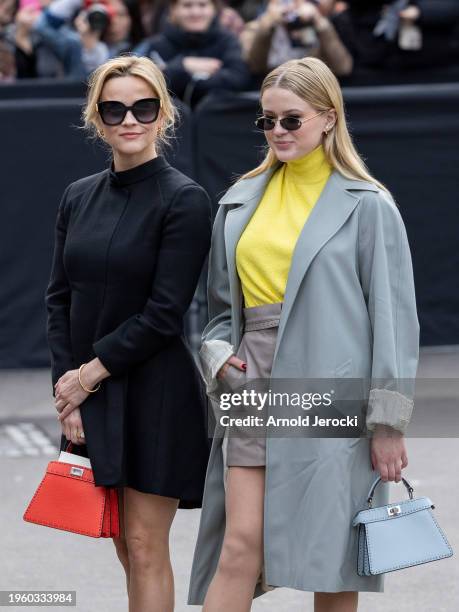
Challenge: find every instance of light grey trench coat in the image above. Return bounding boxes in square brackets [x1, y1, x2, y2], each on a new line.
[187, 166, 420, 602]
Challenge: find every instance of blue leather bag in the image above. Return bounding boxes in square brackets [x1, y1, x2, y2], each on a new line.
[353, 476, 453, 575]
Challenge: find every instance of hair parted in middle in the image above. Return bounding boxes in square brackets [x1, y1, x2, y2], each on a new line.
[82, 54, 178, 152]
[241, 57, 386, 192]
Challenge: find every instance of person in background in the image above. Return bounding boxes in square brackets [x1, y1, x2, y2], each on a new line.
[26, 0, 140, 79]
[219, 1, 245, 36]
[136, 0, 168, 38]
[134, 0, 250, 107]
[120, 0, 144, 47]
[241, 0, 353, 78]
[103, 0, 131, 55]
[31, 0, 110, 77]
[0, 0, 16, 32]
[138, 0, 249, 39]
[0, 35, 16, 80]
[0, 0, 17, 79]
[2, 1, 69, 78]
[332, 0, 459, 73]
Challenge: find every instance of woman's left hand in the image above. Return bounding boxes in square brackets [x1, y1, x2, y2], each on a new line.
[54, 369, 89, 421]
[370, 424, 408, 483]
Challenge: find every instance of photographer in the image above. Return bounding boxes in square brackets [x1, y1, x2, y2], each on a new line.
[32, 0, 112, 77]
[240, 0, 353, 77]
[0, 1, 69, 79]
[104, 0, 132, 55]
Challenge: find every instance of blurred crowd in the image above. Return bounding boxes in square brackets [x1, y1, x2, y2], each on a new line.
[1, 0, 459, 104]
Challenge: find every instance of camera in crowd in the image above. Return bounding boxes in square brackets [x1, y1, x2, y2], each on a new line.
[83, 0, 113, 35]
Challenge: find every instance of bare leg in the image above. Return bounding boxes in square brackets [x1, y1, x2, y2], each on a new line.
[124, 487, 179, 612]
[314, 591, 358, 612]
[203, 466, 265, 612]
[113, 488, 130, 594]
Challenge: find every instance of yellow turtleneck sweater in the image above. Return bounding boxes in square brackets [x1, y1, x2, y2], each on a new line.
[236, 144, 332, 307]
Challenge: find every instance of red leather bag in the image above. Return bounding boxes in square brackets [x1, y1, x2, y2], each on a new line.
[23, 442, 120, 538]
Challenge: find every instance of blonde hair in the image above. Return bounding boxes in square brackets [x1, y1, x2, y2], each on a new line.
[241, 57, 386, 191]
[82, 54, 177, 152]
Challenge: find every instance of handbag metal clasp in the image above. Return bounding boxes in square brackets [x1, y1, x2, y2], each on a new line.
[70, 466, 84, 477]
[387, 505, 401, 517]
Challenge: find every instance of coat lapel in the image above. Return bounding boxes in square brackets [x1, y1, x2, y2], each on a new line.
[274, 171, 374, 360]
[219, 166, 379, 351]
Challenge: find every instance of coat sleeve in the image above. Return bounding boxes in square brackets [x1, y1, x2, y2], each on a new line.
[357, 190, 420, 434]
[92, 184, 212, 377]
[45, 183, 75, 393]
[163, 55, 192, 95]
[315, 19, 353, 77]
[198, 204, 235, 394]
[239, 17, 274, 75]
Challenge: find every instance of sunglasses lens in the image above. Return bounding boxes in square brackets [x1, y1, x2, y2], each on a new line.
[98, 102, 125, 126]
[97, 99, 160, 125]
[132, 99, 160, 123]
[281, 117, 302, 131]
[255, 117, 275, 131]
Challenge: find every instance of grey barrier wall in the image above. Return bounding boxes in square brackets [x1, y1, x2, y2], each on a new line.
[0, 83, 458, 367]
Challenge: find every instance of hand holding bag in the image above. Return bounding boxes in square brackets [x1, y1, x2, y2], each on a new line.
[353, 476, 453, 576]
[23, 442, 120, 538]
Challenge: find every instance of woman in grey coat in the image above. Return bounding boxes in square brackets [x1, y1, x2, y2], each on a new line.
[188, 57, 419, 611]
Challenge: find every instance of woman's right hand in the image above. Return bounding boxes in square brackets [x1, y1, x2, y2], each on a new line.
[216, 355, 247, 380]
[61, 407, 85, 446]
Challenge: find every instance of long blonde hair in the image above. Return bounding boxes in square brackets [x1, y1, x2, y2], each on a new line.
[82, 54, 177, 151]
[241, 57, 386, 191]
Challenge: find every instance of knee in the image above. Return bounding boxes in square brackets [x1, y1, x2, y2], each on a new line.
[125, 532, 168, 573]
[218, 533, 262, 579]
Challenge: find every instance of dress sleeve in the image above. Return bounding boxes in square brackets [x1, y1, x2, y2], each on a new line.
[45, 184, 75, 394]
[92, 184, 212, 377]
[198, 204, 236, 395]
[357, 190, 420, 433]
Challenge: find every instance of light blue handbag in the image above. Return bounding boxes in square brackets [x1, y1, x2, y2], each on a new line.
[353, 476, 453, 576]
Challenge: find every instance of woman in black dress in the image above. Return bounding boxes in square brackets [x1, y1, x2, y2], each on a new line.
[46, 55, 212, 611]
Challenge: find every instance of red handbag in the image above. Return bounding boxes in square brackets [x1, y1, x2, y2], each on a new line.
[23, 442, 120, 538]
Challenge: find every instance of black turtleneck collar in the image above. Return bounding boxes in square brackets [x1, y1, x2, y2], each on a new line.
[108, 154, 169, 187]
[163, 15, 221, 50]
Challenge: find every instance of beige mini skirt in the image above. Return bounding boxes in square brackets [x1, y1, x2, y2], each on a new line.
[222, 302, 282, 468]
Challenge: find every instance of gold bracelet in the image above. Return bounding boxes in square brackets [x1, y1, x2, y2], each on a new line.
[78, 363, 101, 393]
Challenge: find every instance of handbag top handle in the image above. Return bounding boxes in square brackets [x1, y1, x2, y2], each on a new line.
[367, 476, 414, 508]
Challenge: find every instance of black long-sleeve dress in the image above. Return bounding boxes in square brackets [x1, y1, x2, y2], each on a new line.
[46, 154, 212, 508]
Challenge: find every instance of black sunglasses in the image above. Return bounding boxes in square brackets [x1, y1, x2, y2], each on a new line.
[254, 110, 325, 132]
[96, 97, 161, 126]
